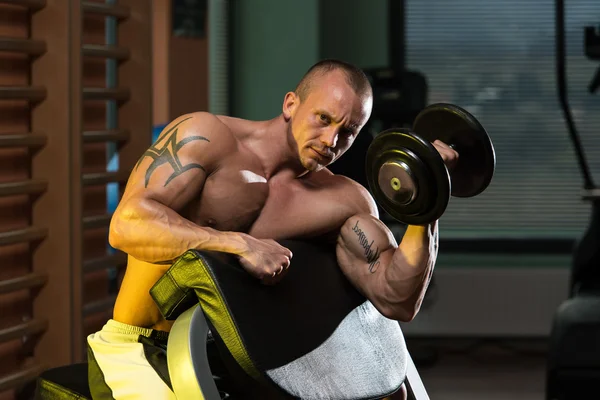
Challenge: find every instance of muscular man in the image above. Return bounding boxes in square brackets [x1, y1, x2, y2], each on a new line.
[87, 59, 457, 400]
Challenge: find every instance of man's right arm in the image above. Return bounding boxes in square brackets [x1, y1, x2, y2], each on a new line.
[109, 112, 247, 264]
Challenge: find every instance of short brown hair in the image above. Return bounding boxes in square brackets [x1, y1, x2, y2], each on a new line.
[295, 59, 372, 101]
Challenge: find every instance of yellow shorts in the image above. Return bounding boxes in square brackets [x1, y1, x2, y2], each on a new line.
[86, 319, 176, 400]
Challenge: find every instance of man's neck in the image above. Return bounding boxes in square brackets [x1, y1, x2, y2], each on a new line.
[245, 115, 308, 180]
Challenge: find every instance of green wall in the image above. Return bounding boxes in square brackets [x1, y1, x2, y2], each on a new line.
[230, 0, 388, 120]
[230, 0, 320, 120]
[319, 0, 388, 68]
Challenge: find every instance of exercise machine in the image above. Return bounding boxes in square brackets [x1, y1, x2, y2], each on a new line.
[546, 1, 600, 399]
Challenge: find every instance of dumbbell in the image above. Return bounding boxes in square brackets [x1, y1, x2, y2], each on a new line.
[365, 103, 496, 225]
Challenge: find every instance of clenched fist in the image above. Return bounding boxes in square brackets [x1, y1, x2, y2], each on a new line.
[236, 235, 293, 285]
[432, 140, 459, 171]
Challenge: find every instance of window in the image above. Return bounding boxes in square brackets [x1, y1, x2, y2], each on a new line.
[405, 0, 600, 240]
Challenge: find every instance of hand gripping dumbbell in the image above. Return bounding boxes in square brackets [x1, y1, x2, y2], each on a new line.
[365, 103, 497, 225]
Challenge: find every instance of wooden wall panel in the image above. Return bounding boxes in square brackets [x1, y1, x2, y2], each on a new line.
[153, 0, 169, 124]
[80, 3, 112, 341]
[31, 0, 83, 370]
[169, 37, 209, 119]
[117, 0, 152, 171]
[0, 5, 28, 37]
[0, 1, 42, 398]
[81, 0, 152, 345]
[83, 14, 106, 46]
[152, 0, 209, 123]
[0, 0, 152, 396]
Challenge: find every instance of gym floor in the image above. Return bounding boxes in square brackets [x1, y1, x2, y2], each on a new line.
[408, 339, 547, 400]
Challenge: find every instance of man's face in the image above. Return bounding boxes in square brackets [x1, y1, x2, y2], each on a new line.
[285, 71, 372, 172]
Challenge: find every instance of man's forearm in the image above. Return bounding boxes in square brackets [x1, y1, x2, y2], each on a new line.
[383, 221, 439, 317]
[109, 197, 247, 263]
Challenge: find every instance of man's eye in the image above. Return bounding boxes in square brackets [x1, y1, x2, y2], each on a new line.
[320, 114, 330, 123]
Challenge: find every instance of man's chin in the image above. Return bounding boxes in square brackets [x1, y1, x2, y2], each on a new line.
[301, 159, 322, 172]
[311, 164, 328, 173]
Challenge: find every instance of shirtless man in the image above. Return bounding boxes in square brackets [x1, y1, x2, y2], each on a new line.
[87, 59, 457, 400]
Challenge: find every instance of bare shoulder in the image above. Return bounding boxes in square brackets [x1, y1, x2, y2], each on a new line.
[154, 112, 239, 168]
[318, 170, 379, 218]
[170, 111, 238, 147]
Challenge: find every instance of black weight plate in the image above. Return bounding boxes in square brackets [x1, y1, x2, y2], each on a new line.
[413, 103, 496, 197]
[366, 129, 433, 220]
[365, 128, 451, 225]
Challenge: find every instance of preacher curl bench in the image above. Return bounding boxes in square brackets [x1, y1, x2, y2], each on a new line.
[35, 240, 430, 399]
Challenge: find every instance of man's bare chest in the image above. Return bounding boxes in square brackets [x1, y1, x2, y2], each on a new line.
[191, 167, 356, 241]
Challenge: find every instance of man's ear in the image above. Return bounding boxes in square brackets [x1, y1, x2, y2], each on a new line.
[282, 91, 299, 121]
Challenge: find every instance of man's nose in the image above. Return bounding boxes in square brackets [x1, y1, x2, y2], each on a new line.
[321, 127, 339, 148]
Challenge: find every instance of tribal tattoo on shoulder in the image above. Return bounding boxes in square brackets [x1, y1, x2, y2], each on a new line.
[135, 117, 210, 187]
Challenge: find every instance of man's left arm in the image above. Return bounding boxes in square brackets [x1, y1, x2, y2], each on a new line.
[335, 194, 438, 322]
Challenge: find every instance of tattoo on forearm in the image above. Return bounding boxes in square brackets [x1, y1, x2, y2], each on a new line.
[135, 117, 210, 187]
[352, 221, 381, 273]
